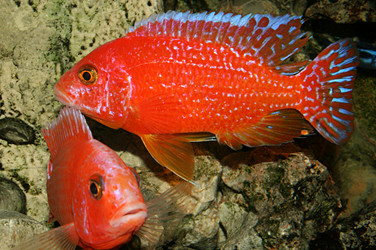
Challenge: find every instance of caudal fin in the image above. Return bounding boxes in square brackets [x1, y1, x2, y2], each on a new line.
[298, 38, 359, 144]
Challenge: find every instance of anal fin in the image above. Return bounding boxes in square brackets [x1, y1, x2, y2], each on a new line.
[141, 134, 197, 185]
[216, 109, 313, 150]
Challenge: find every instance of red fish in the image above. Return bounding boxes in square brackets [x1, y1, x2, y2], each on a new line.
[54, 11, 359, 184]
[13, 107, 190, 250]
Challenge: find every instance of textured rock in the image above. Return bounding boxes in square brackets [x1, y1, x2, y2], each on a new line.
[164, 0, 222, 13]
[0, 210, 48, 250]
[221, 152, 342, 249]
[304, 0, 376, 23]
[0, 118, 35, 145]
[310, 201, 376, 249]
[180, 203, 220, 250]
[218, 197, 248, 237]
[0, 177, 26, 214]
[220, 212, 262, 250]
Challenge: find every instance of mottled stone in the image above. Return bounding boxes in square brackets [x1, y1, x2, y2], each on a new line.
[217, 0, 279, 15]
[180, 203, 220, 250]
[164, 0, 222, 12]
[0, 210, 48, 249]
[311, 201, 376, 249]
[218, 198, 248, 237]
[0, 118, 34, 145]
[0, 177, 26, 214]
[189, 155, 222, 215]
[220, 212, 262, 250]
[221, 152, 342, 249]
[305, 0, 376, 23]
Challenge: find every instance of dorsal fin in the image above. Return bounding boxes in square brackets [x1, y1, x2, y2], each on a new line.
[127, 11, 309, 68]
[42, 107, 93, 162]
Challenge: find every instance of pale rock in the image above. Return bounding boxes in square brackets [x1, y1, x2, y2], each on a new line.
[0, 210, 48, 250]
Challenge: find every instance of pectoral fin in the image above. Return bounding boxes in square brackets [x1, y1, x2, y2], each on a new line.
[141, 134, 197, 185]
[137, 94, 187, 134]
[13, 222, 79, 250]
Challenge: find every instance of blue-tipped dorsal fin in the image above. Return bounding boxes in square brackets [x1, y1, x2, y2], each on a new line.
[127, 11, 310, 68]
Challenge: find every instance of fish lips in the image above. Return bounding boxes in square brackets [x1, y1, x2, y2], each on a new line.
[54, 84, 74, 106]
[110, 202, 147, 229]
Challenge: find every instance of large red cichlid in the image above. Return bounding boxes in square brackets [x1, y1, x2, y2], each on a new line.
[13, 107, 190, 250]
[54, 11, 359, 184]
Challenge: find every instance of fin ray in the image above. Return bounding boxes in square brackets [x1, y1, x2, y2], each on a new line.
[141, 134, 196, 184]
[128, 11, 308, 68]
[13, 223, 79, 250]
[216, 109, 313, 150]
[137, 94, 187, 134]
[136, 182, 191, 245]
[42, 107, 92, 162]
[297, 38, 359, 144]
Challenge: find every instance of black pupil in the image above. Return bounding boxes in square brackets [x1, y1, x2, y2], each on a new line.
[82, 71, 92, 81]
[90, 182, 98, 195]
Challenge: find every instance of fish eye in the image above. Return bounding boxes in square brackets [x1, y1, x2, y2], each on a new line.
[130, 168, 140, 186]
[89, 174, 103, 200]
[78, 65, 98, 85]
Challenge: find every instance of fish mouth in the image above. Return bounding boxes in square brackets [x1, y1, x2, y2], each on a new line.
[111, 202, 147, 228]
[53, 84, 73, 106]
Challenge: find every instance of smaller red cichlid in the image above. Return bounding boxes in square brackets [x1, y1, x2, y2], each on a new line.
[54, 11, 359, 184]
[13, 107, 190, 250]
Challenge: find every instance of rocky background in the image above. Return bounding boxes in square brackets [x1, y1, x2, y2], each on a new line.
[0, 0, 375, 249]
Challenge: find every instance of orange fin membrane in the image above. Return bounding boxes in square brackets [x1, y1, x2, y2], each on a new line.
[128, 11, 309, 69]
[13, 222, 79, 250]
[141, 134, 196, 185]
[136, 182, 192, 245]
[42, 106, 92, 162]
[180, 132, 216, 142]
[297, 38, 359, 144]
[216, 109, 313, 150]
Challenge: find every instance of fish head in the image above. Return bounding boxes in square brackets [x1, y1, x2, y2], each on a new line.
[54, 42, 132, 129]
[72, 143, 147, 249]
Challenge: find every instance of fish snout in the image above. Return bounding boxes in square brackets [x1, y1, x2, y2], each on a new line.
[54, 83, 74, 106]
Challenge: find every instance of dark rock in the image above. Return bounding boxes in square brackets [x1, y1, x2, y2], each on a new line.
[221, 152, 342, 249]
[311, 201, 376, 249]
[0, 118, 34, 145]
[0, 177, 26, 214]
